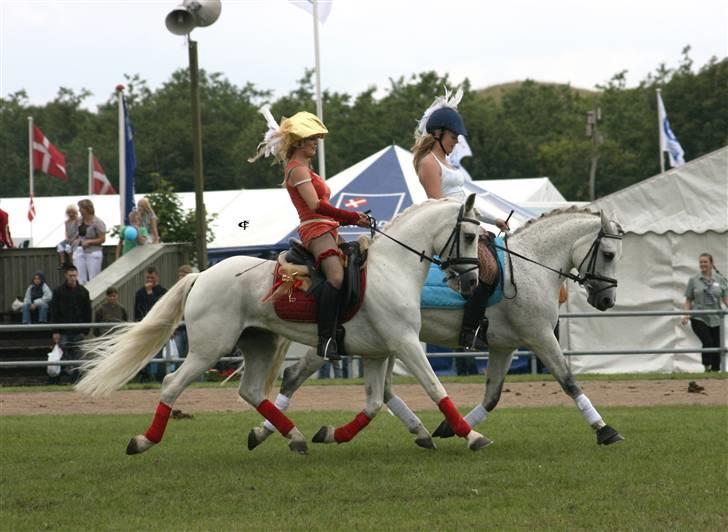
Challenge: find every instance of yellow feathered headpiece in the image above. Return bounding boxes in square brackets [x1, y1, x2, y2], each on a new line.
[248, 105, 328, 163]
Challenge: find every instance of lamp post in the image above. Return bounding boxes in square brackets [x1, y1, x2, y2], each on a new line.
[165, 0, 221, 269]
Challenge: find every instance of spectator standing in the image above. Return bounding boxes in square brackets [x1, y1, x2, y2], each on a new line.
[56, 204, 79, 269]
[21, 271, 52, 324]
[0, 204, 13, 248]
[94, 286, 128, 336]
[134, 266, 167, 381]
[116, 210, 148, 259]
[50, 265, 91, 382]
[137, 198, 160, 244]
[682, 253, 728, 372]
[73, 199, 106, 284]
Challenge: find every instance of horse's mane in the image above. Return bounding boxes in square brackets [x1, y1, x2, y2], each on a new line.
[373, 197, 454, 239]
[510, 206, 599, 237]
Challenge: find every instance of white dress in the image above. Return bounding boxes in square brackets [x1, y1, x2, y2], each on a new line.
[429, 153, 496, 224]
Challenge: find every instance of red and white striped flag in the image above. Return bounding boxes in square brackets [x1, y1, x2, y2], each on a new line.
[92, 155, 116, 194]
[32, 125, 68, 180]
[27, 194, 36, 222]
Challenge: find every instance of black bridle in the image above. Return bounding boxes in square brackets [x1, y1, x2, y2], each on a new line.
[366, 204, 480, 274]
[494, 227, 623, 299]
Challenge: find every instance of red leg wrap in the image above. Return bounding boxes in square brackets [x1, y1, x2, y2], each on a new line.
[144, 402, 172, 444]
[334, 411, 372, 443]
[438, 397, 471, 437]
[256, 400, 294, 437]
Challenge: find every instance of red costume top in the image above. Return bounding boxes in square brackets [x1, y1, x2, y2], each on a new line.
[285, 161, 360, 248]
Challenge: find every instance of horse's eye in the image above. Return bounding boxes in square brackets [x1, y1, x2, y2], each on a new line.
[603, 251, 615, 261]
[464, 233, 476, 243]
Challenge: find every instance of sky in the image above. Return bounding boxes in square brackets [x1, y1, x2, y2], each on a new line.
[1, 0, 727, 111]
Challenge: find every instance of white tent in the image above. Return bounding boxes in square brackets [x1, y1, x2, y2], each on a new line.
[562, 147, 728, 373]
[471, 177, 566, 203]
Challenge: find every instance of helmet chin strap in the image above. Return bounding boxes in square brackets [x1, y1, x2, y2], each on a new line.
[434, 131, 449, 157]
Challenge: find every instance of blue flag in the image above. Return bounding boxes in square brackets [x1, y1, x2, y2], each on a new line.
[122, 96, 136, 223]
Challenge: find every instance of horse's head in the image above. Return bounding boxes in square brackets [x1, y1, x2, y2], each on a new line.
[573, 210, 623, 311]
[436, 194, 481, 298]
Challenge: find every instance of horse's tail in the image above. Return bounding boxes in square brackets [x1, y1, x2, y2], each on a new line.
[263, 336, 290, 397]
[75, 273, 200, 396]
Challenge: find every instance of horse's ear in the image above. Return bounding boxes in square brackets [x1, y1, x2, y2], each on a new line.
[465, 193, 476, 212]
[599, 209, 610, 229]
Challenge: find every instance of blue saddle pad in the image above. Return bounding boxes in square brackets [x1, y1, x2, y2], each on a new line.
[421, 237, 505, 309]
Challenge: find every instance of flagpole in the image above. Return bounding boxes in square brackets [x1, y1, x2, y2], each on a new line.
[312, 0, 326, 178]
[27, 116, 34, 243]
[656, 88, 665, 174]
[88, 147, 93, 195]
[117, 87, 126, 226]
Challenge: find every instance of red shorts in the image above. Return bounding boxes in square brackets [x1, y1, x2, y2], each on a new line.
[298, 219, 339, 248]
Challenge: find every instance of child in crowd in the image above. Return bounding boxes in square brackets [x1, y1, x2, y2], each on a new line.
[116, 210, 148, 259]
[22, 271, 52, 324]
[56, 204, 79, 269]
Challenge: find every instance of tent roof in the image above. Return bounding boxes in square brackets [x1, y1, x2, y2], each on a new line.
[471, 177, 566, 203]
[590, 146, 728, 235]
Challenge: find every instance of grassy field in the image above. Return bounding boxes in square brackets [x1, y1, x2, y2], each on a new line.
[1, 405, 726, 531]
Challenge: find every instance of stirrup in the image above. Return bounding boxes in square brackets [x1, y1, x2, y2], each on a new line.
[317, 336, 341, 361]
[460, 319, 489, 352]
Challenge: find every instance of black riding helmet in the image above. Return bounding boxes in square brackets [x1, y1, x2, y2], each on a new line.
[425, 107, 468, 137]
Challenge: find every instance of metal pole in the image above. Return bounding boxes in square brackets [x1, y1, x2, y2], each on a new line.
[312, 0, 326, 178]
[657, 88, 665, 174]
[720, 314, 726, 372]
[188, 38, 208, 269]
[88, 147, 93, 195]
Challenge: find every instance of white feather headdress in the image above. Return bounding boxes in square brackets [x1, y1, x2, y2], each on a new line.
[248, 104, 286, 163]
[414, 87, 463, 140]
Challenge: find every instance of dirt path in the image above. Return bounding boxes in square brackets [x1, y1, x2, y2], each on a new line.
[1, 379, 725, 416]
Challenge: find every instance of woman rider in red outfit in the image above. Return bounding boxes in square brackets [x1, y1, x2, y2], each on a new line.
[250, 108, 369, 360]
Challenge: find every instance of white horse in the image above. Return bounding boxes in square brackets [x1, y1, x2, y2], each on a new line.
[248, 208, 625, 450]
[76, 195, 495, 454]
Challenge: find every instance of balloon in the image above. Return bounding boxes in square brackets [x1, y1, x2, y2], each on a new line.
[124, 226, 138, 241]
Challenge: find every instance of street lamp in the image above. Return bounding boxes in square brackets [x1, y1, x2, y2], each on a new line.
[165, 0, 221, 269]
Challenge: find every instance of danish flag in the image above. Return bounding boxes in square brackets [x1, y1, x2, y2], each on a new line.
[32, 125, 68, 180]
[344, 197, 368, 208]
[91, 155, 116, 195]
[27, 194, 36, 222]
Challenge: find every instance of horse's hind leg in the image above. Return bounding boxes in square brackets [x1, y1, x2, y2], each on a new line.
[248, 344, 324, 451]
[536, 333, 624, 445]
[382, 355, 436, 449]
[312, 356, 389, 445]
[127, 349, 222, 455]
[433, 347, 514, 440]
[238, 329, 309, 455]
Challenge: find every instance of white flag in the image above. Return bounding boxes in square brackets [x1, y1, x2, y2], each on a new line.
[289, 0, 332, 23]
[657, 92, 685, 167]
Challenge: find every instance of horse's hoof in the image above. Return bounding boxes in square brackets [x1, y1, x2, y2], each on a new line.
[312, 425, 335, 444]
[597, 425, 624, 445]
[415, 436, 437, 449]
[247, 429, 261, 451]
[126, 435, 154, 455]
[432, 419, 455, 439]
[288, 439, 309, 455]
[466, 430, 493, 451]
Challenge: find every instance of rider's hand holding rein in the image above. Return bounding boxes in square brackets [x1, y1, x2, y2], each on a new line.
[495, 218, 510, 232]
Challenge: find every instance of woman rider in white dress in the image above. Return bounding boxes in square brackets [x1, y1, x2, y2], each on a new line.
[412, 92, 510, 350]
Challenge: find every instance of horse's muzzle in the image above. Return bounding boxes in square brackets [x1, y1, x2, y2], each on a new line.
[458, 271, 479, 298]
[587, 285, 616, 311]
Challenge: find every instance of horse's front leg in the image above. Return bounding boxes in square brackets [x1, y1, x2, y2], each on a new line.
[432, 346, 514, 440]
[247, 346, 325, 451]
[397, 336, 492, 451]
[536, 333, 624, 445]
[312, 356, 390, 445]
[382, 355, 436, 449]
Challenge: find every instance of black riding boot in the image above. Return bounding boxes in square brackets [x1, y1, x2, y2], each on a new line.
[316, 281, 342, 361]
[459, 282, 491, 351]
